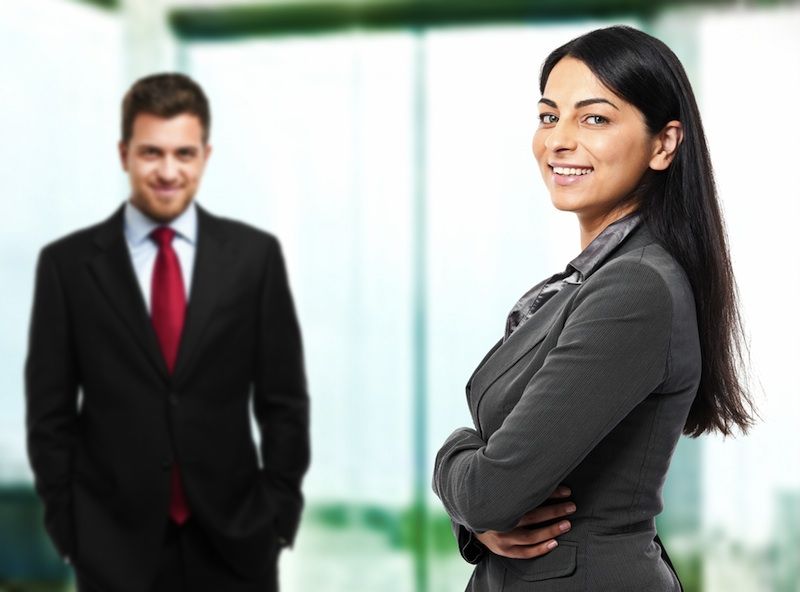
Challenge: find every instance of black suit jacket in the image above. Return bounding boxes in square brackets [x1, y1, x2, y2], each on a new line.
[25, 203, 310, 592]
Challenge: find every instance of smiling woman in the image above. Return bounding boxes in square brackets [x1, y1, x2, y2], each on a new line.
[533, 57, 683, 249]
[432, 25, 755, 592]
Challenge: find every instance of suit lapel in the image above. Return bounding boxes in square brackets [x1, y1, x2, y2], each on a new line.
[466, 220, 659, 421]
[468, 283, 579, 420]
[463, 273, 553, 399]
[88, 205, 170, 381]
[172, 205, 229, 386]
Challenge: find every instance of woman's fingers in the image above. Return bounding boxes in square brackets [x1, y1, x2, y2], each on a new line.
[547, 485, 572, 499]
[474, 487, 576, 560]
[500, 538, 562, 559]
[498, 520, 572, 546]
[474, 519, 572, 559]
[516, 501, 577, 527]
[473, 530, 508, 556]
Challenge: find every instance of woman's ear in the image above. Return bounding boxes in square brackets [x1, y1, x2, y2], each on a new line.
[649, 120, 684, 171]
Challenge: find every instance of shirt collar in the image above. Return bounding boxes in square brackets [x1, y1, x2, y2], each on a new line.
[124, 200, 198, 247]
[567, 210, 642, 282]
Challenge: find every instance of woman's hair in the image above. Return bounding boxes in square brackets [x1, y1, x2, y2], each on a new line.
[539, 25, 755, 437]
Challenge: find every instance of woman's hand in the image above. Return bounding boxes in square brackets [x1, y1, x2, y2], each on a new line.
[473, 485, 576, 559]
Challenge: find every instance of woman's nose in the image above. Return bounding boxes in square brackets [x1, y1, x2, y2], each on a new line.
[544, 120, 578, 152]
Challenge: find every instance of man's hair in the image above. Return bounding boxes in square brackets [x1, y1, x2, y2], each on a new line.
[121, 73, 211, 144]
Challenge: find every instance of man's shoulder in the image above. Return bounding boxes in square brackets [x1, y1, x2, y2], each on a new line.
[40, 208, 121, 260]
[200, 207, 280, 251]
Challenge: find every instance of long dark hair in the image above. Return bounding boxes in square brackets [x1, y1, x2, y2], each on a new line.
[539, 25, 755, 437]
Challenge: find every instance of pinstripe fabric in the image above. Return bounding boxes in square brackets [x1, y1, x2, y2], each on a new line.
[433, 220, 700, 591]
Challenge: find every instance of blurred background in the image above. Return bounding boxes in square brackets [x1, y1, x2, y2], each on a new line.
[1, 0, 799, 590]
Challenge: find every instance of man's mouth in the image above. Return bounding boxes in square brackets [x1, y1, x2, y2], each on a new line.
[152, 185, 182, 195]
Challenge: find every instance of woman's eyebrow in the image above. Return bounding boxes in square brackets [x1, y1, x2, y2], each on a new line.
[538, 97, 620, 110]
[576, 97, 620, 110]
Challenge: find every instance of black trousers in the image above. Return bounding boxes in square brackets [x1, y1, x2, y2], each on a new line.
[76, 519, 278, 592]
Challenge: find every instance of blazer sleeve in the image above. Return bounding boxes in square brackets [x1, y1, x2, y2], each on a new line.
[252, 237, 310, 546]
[24, 247, 80, 559]
[432, 259, 673, 533]
[452, 519, 486, 564]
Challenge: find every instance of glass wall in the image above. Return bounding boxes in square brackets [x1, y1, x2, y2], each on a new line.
[0, 0, 125, 587]
[697, 8, 800, 591]
[188, 32, 420, 590]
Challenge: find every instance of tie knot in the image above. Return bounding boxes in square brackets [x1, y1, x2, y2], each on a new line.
[151, 226, 176, 248]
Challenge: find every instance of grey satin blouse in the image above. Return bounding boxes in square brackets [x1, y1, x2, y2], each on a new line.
[505, 211, 642, 341]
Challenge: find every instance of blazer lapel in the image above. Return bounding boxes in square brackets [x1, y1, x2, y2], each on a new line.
[466, 220, 660, 421]
[171, 205, 229, 386]
[463, 274, 551, 398]
[88, 205, 170, 381]
[468, 283, 580, 420]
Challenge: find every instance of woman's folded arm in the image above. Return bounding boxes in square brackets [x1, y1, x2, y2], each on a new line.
[432, 258, 673, 532]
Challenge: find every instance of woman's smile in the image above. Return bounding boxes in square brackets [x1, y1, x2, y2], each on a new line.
[550, 164, 594, 186]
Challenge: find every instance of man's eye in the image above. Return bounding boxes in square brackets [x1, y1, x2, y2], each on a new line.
[538, 113, 558, 125]
[585, 115, 608, 125]
[177, 150, 196, 159]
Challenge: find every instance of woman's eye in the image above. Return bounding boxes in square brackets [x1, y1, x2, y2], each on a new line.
[585, 115, 608, 125]
[538, 113, 558, 125]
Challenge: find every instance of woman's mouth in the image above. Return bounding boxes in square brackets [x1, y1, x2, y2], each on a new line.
[549, 165, 593, 187]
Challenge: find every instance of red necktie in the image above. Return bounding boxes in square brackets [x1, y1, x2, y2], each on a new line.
[150, 227, 191, 525]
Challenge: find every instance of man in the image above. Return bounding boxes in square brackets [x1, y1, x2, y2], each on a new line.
[25, 73, 310, 592]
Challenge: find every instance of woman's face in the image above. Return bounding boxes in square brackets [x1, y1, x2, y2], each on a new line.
[532, 57, 659, 221]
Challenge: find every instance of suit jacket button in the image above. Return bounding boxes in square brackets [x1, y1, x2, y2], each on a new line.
[169, 392, 179, 406]
[161, 458, 172, 470]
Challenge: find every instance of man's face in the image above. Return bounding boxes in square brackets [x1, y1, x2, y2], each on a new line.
[118, 112, 211, 223]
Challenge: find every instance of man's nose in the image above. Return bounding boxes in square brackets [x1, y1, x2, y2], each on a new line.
[157, 156, 179, 181]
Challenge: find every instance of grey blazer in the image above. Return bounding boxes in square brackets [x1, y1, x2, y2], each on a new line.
[433, 222, 700, 591]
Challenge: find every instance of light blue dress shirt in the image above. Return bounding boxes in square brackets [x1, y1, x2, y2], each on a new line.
[123, 200, 198, 313]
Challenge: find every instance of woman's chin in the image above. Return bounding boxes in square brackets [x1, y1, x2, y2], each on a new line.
[548, 195, 583, 213]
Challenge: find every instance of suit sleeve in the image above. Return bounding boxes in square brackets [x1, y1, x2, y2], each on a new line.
[452, 519, 486, 564]
[25, 247, 80, 559]
[252, 237, 310, 546]
[432, 260, 672, 533]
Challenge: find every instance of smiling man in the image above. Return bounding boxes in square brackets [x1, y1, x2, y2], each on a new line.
[25, 73, 309, 592]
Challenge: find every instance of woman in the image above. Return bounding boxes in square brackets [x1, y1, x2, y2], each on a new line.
[432, 25, 754, 591]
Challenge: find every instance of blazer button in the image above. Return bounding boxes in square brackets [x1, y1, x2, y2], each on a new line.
[168, 392, 179, 406]
[161, 458, 173, 470]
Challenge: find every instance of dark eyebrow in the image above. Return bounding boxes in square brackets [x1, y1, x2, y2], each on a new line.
[538, 97, 620, 111]
[576, 98, 619, 110]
